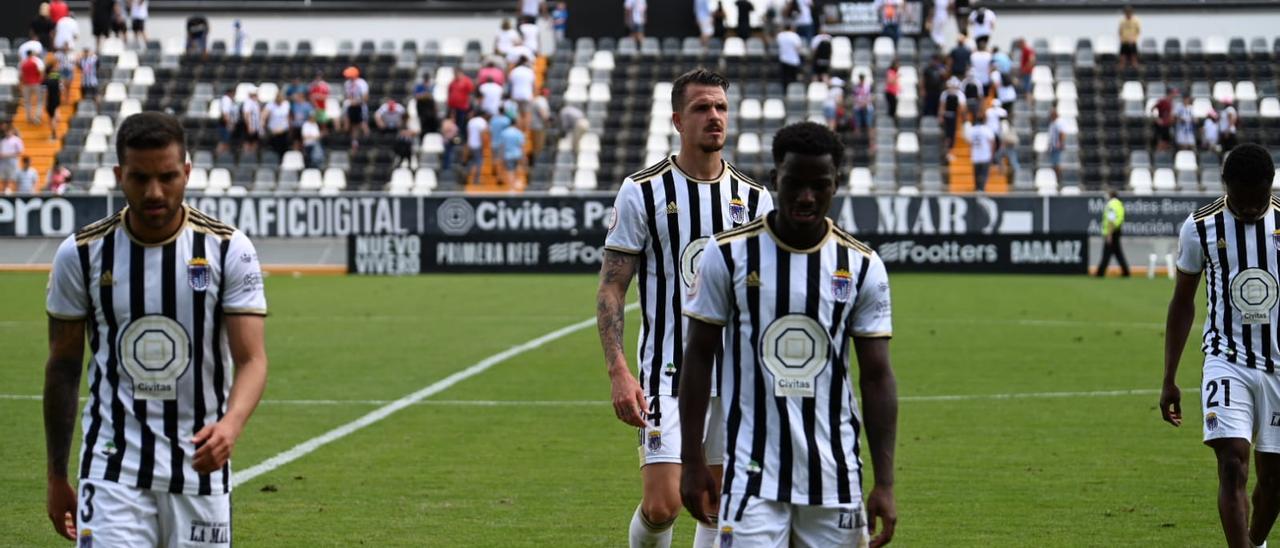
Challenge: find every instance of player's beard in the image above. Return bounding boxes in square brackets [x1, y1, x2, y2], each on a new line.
[699, 138, 724, 153]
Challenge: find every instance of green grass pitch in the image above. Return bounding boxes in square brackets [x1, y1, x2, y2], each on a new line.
[0, 272, 1232, 545]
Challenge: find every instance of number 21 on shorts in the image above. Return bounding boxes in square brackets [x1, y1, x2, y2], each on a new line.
[1205, 378, 1232, 408]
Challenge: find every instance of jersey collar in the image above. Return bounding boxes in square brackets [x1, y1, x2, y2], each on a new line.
[764, 215, 833, 254]
[669, 154, 727, 184]
[122, 204, 190, 247]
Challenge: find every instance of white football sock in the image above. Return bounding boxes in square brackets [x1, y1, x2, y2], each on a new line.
[629, 505, 674, 548]
[693, 521, 719, 548]
[1255, 541, 1266, 548]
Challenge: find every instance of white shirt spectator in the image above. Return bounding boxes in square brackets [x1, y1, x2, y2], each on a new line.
[467, 115, 489, 149]
[776, 30, 803, 66]
[970, 50, 993, 86]
[1047, 118, 1065, 151]
[810, 33, 831, 51]
[17, 40, 44, 61]
[1220, 105, 1238, 134]
[968, 7, 996, 40]
[965, 121, 995, 163]
[219, 95, 238, 125]
[132, 1, 149, 19]
[375, 102, 406, 128]
[794, 0, 813, 26]
[479, 81, 505, 116]
[302, 120, 321, 146]
[16, 165, 38, 193]
[824, 81, 843, 110]
[241, 99, 262, 133]
[344, 78, 370, 106]
[1202, 116, 1220, 146]
[521, 0, 540, 18]
[496, 28, 521, 56]
[1, 135, 26, 158]
[264, 101, 291, 134]
[506, 44, 535, 66]
[519, 23, 540, 54]
[509, 65, 536, 102]
[54, 16, 79, 50]
[625, 0, 647, 26]
[992, 71, 1016, 103]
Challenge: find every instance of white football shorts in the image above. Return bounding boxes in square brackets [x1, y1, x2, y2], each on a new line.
[717, 493, 869, 548]
[75, 478, 231, 547]
[1202, 356, 1280, 453]
[637, 395, 725, 467]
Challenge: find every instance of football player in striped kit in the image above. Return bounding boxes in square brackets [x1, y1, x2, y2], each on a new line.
[44, 112, 268, 545]
[680, 122, 898, 547]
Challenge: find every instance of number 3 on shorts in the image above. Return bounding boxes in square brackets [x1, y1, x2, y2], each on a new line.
[1205, 378, 1232, 408]
[80, 483, 96, 523]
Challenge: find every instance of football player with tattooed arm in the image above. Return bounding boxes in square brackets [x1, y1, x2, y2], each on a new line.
[596, 67, 773, 548]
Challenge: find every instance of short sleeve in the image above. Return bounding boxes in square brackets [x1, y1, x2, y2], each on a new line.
[47, 236, 88, 320]
[221, 232, 267, 315]
[754, 185, 775, 217]
[850, 253, 892, 338]
[1176, 213, 1205, 275]
[684, 237, 731, 326]
[604, 180, 648, 255]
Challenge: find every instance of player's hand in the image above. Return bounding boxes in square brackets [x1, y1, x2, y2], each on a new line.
[46, 477, 77, 541]
[866, 485, 897, 548]
[609, 367, 648, 428]
[192, 419, 243, 474]
[1160, 383, 1182, 427]
[680, 462, 718, 525]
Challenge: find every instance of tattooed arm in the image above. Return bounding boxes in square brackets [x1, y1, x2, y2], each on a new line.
[596, 249, 647, 428]
[44, 316, 85, 541]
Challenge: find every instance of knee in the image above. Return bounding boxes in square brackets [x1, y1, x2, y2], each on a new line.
[1215, 447, 1251, 488]
[641, 495, 683, 525]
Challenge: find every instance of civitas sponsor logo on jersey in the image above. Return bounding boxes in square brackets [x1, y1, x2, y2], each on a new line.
[436, 199, 600, 235]
[875, 240, 998, 264]
[547, 241, 604, 265]
[1010, 239, 1084, 264]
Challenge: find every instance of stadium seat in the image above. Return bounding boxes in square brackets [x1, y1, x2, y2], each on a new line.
[84, 134, 109, 154]
[186, 168, 209, 190]
[89, 115, 114, 136]
[848, 167, 872, 194]
[573, 169, 597, 190]
[1153, 168, 1176, 191]
[1175, 150, 1198, 172]
[577, 151, 600, 171]
[1055, 82, 1078, 102]
[281, 151, 306, 171]
[257, 82, 280, 104]
[1128, 167, 1153, 192]
[103, 83, 127, 103]
[1236, 81, 1259, 103]
[588, 83, 611, 103]
[1034, 168, 1058, 192]
[208, 168, 232, 190]
[1261, 98, 1280, 118]
[413, 168, 437, 191]
[723, 37, 745, 58]
[299, 169, 323, 191]
[118, 99, 142, 121]
[131, 66, 155, 87]
[873, 37, 895, 65]
[388, 167, 413, 189]
[579, 133, 601, 154]
[92, 167, 117, 190]
[116, 50, 139, 71]
[323, 168, 347, 190]
[1031, 66, 1054, 87]
[590, 51, 615, 72]
[0, 67, 17, 86]
[895, 132, 920, 154]
[1213, 81, 1235, 103]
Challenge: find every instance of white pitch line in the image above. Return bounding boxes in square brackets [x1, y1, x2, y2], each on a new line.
[0, 388, 1162, 407]
[229, 302, 638, 487]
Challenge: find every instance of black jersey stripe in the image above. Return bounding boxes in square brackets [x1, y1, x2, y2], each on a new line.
[78, 242, 104, 479]
[129, 240, 156, 490]
[191, 235, 213, 495]
[1214, 213, 1238, 364]
[1234, 216, 1256, 368]
[802, 250, 823, 505]
[708, 183, 726, 392]
[1197, 219, 1222, 355]
[100, 232, 128, 482]
[772, 245, 793, 502]
[827, 249, 855, 504]
[710, 181, 725, 234]
[747, 187, 760, 220]
[215, 238, 231, 493]
[662, 172, 684, 393]
[1255, 220, 1275, 372]
[744, 235, 767, 499]
[161, 241, 185, 493]
[640, 181, 665, 396]
[719, 242, 742, 496]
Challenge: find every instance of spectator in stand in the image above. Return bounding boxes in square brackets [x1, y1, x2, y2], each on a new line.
[947, 34, 971, 79]
[19, 33, 46, 65]
[695, 0, 713, 46]
[1150, 88, 1175, 152]
[1118, 5, 1140, 71]
[1016, 37, 1035, 95]
[495, 19, 520, 57]
[1200, 110, 1219, 152]
[129, 0, 148, 46]
[776, 24, 804, 87]
[342, 66, 371, 150]
[301, 112, 324, 169]
[186, 14, 209, 55]
[965, 111, 995, 192]
[477, 60, 506, 87]
[31, 4, 54, 51]
[238, 87, 262, 158]
[792, 0, 815, 42]
[284, 77, 307, 102]
[217, 87, 237, 155]
[624, 0, 647, 45]
[810, 31, 832, 83]
[930, 0, 949, 47]
[552, 3, 568, 42]
[488, 109, 513, 175]
[90, 0, 113, 52]
[874, 0, 901, 44]
[823, 77, 844, 130]
[0, 127, 25, 194]
[465, 111, 490, 185]
[415, 74, 440, 135]
[289, 91, 313, 149]
[519, 18, 540, 56]
[440, 116, 460, 171]
[734, 0, 752, 39]
[921, 53, 946, 118]
[263, 92, 292, 156]
[46, 159, 70, 194]
[79, 48, 99, 103]
[1174, 95, 1196, 151]
[509, 56, 536, 127]
[233, 19, 247, 57]
[375, 99, 407, 134]
[991, 46, 1011, 76]
[519, 0, 541, 21]
[20, 50, 45, 125]
[44, 58, 63, 141]
[505, 40, 535, 69]
[967, 4, 995, 49]
[1219, 98, 1238, 153]
[529, 88, 551, 167]
[478, 77, 505, 117]
[996, 118, 1020, 179]
[50, 0, 69, 23]
[960, 68, 983, 119]
[309, 71, 330, 112]
[54, 46, 73, 99]
[885, 59, 901, 119]
[500, 121, 526, 186]
[954, 0, 971, 36]
[852, 73, 873, 138]
[53, 11, 78, 52]
[713, 2, 727, 41]
[17, 157, 39, 194]
[393, 126, 418, 169]
[1047, 108, 1065, 180]
[940, 77, 965, 162]
[969, 41, 992, 88]
[559, 103, 587, 154]
[448, 69, 475, 128]
[111, 1, 128, 40]
[992, 64, 1016, 119]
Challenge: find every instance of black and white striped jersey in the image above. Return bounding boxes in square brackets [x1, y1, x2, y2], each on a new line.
[46, 205, 267, 495]
[684, 216, 892, 505]
[605, 155, 774, 397]
[1177, 196, 1280, 371]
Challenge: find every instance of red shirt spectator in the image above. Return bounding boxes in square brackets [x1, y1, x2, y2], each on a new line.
[1154, 95, 1174, 127]
[309, 78, 330, 110]
[476, 65, 505, 87]
[20, 55, 43, 86]
[447, 73, 475, 112]
[49, 0, 69, 23]
[1018, 40, 1035, 77]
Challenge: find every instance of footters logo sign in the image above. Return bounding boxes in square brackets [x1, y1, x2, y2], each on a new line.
[869, 235, 1088, 273]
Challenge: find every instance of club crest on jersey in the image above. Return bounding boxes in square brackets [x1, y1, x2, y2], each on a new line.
[79, 529, 92, 548]
[647, 430, 662, 453]
[720, 526, 734, 548]
[729, 197, 747, 224]
[1206, 412, 1219, 431]
[187, 258, 210, 292]
[832, 269, 853, 302]
[1273, 229, 1280, 251]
